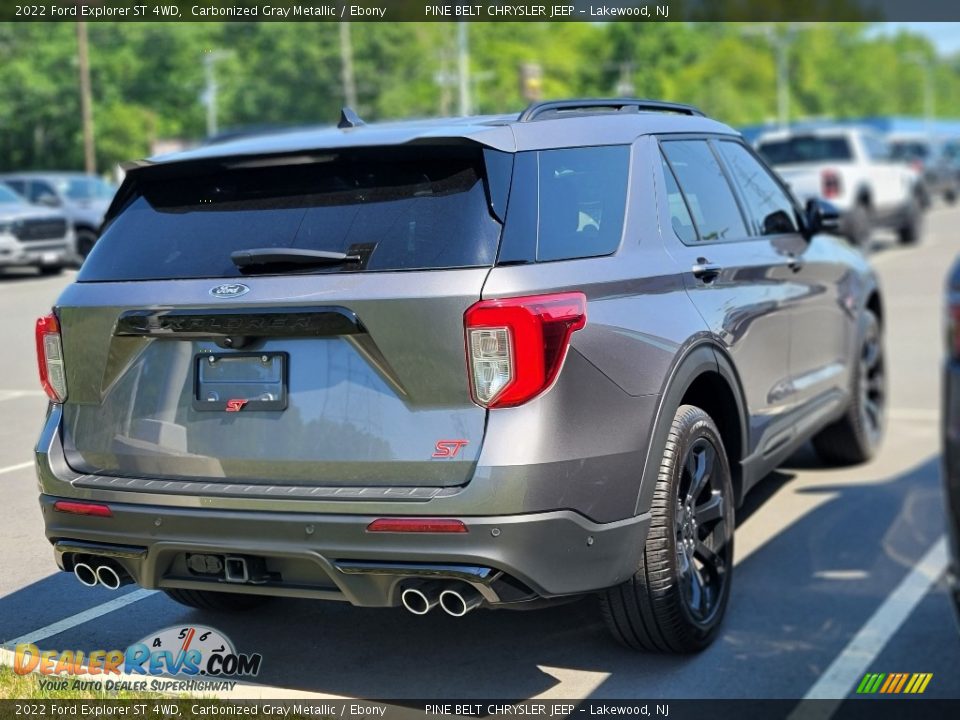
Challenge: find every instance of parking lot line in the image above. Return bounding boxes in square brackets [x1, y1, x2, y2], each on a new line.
[797, 535, 948, 703]
[3, 588, 156, 648]
[0, 461, 33, 476]
[0, 390, 45, 402]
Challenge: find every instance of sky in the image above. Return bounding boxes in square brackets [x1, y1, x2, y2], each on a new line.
[877, 22, 960, 56]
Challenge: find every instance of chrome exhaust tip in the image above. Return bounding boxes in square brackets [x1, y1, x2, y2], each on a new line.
[439, 586, 483, 617]
[95, 564, 125, 590]
[73, 562, 98, 587]
[400, 582, 442, 615]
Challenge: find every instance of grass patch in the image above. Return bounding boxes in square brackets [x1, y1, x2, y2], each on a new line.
[0, 665, 167, 700]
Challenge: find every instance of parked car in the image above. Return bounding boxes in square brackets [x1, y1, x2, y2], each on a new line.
[888, 134, 959, 207]
[943, 259, 960, 628]
[756, 126, 922, 248]
[0, 182, 73, 274]
[0, 172, 116, 261]
[34, 99, 886, 653]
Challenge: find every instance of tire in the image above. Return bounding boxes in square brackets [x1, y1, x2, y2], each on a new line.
[38, 265, 63, 276]
[601, 405, 734, 653]
[897, 201, 922, 246]
[76, 229, 97, 261]
[945, 188, 958, 206]
[163, 588, 269, 612]
[843, 204, 872, 249]
[812, 309, 885, 466]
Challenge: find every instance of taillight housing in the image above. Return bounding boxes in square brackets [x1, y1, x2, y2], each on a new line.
[464, 292, 587, 408]
[36, 313, 67, 403]
[821, 169, 842, 199]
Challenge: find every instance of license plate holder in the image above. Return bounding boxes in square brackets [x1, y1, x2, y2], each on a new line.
[193, 352, 288, 412]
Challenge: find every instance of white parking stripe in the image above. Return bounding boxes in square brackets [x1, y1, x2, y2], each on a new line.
[0, 390, 45, 402]
[796, 536, 948, 707]
[0, 461, 33, 476]
[3, 588, 156, 648]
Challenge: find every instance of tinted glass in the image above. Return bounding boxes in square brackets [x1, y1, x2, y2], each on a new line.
[890, 141, 930, 161]
[0, 185, 22, 204]
[717, 141, 798, 236]
[536, 145, 629, 261]
[80, 146, 503, 282]
[660, 156, 697, 244]
[30, 180, 56, 202]
[662, 140, 747, 242]
[758, 136, 853, 165]
[3, 180, 26, 196]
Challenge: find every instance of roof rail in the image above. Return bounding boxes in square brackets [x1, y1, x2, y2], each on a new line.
[518, 98, 705, 123]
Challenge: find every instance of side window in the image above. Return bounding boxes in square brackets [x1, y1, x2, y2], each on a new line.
[661, 140, 747, 242]
[4, 180, 26, 196]
[660, 155, 698, 244]
[716, 141, 799, 236]
[30, 180, 57, 203]
[536, 145, 629, 262]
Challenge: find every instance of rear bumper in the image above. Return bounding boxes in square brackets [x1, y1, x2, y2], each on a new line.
[40, 495, 648, 606]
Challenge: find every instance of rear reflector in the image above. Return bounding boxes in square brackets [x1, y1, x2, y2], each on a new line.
[464, 292, 587, 408]
[36, 313, 67, 403]
[367, 518, 468, 533]
[53, 501, 113, 518]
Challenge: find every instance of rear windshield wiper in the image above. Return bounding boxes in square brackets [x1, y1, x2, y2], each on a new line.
[231, 248, 361, 271]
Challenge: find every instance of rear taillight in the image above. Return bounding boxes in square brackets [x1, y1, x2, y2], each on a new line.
[36, 313, 67, 403]
[821, 170, 842, 199]
[464, 292, 587, 408]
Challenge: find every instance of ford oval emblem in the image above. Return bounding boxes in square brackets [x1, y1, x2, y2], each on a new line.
[209, 283, 251, 299]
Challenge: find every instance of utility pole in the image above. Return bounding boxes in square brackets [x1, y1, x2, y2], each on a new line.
[202, 50, 229, 138]
[339, 22, 358, 108]
[741, 23, 815, 129]
[906, 53, 935, 135]
[76, 21, 95, 173]
[457, 22, 471, 116]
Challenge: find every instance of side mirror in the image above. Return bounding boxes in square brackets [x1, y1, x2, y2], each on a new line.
[35, 193, 61, 208]
[805, 198, 841, 235]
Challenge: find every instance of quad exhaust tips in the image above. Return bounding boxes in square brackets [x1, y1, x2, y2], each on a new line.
[72, 558, 132, 590]
[400, 581, 483, 617]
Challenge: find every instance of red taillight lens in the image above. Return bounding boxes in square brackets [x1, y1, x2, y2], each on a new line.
[366, 518, 468, 533]
[53, 501, 112, 518]
[464, 292, 587, 408]
[821, 170, 842, 199]
[36, 313, 67, 403]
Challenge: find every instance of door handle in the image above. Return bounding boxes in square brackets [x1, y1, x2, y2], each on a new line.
[692, 259, 722, 282]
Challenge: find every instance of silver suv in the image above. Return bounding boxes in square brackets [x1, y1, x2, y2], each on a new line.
[34, 99, 885, 652]
[0, 183, 72, 274]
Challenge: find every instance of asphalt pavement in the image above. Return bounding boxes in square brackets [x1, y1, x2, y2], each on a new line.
[1, 210, 958, 702]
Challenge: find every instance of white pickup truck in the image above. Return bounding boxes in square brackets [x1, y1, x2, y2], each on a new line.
[756, 126, 923, 247]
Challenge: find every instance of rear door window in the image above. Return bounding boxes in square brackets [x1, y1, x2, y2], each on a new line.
[716, 141, 799, 236]
[660, 156, 698, 244]
[80, 146, 505, 281]
[536, 146, 629, 261]
[661, 140, 747, 242]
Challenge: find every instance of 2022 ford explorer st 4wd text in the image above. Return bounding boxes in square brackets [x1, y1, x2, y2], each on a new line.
[34, 99, 886, 653]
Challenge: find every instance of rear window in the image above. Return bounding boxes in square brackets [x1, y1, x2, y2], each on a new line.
[890, 141, 930, 161]
[79, 146, 504, 281]
[757, 136, 853, 165]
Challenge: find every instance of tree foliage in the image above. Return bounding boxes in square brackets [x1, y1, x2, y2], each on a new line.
[0, 21, 957, 172]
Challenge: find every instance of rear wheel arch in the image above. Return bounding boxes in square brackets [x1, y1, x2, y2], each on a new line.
[635, 342, 749, 516]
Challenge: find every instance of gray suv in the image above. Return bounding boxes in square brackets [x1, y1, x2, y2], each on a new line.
[34, 99, 885, 653]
